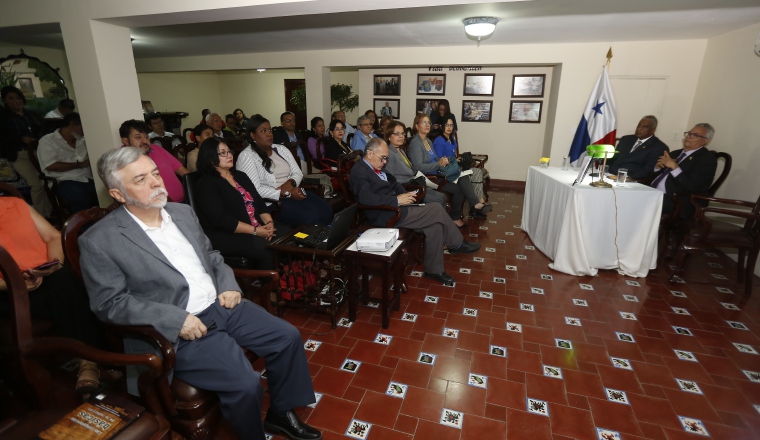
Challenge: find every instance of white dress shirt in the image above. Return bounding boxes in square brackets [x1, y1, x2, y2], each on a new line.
[236, 144, 303, 203]
[125, 208, 217, 315]
[654, 147, 703, 193]
[44, 108, 64, 119]
[36, 129, 93, 182]
[149, 131, 182, 148]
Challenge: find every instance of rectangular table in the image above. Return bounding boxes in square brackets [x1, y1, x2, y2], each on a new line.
[521, 166, 663, 277]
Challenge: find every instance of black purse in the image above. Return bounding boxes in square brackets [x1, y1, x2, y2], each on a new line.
[459, 152, 474, 171]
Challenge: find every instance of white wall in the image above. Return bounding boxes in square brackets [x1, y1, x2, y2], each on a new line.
[0, 43, 76, 103]
[217, 68, 303, 123]
[137, 71, 222, 127]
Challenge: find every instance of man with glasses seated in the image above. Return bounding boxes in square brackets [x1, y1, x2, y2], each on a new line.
[651, 123, 717, 218]
[349, 115, 377, 152]
[350, 138, 481, 286]
[273, 111, 305, 162]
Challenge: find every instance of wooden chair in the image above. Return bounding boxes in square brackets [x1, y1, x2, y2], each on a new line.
[0, 245, 172, 440]
[669, 193, 760, 296]
[182, 128, 194, 144]
[62, 207, 265, 440]
[451, 132, 490, 202]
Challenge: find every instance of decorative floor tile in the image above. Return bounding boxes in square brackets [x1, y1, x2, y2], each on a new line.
[459, 268, 471, 274]
[565, 317, 582, 326]
[463, 308, 478, 317]
[505, 232, 514, 236]
[726, 320, 748, 330]
[489, 220, 498, 224]
[341, 359, 361, 373]
[442, 328, 459, 338]
[473, 257, 485, 262]
[671, 306, 690, 315]
[490, 345, 507, 357]
[479, 291, 493, 299]
[307, 392, 323, 408]
[468, 233, 479, 238]
[540, 274, 553, 280]
[610, 357, 632, 370]
[556, 338, 573, 349]
[721, 302, 740, 310]
[304, 340, 322, 351]
[619, 312, 636, 320]
[424, 295, 439, 303]
[573, 299, 589, 306]
[673, 326, 693, 336]
[716, 287, 734, 294]
[495, 239, 506, 244]
[625, 280, 640, 287]
[506, 322, 523, 332]
[531, 287, 545, 295]
[345, 419, 372, 439]
[525, 245, 535, 250]
[494, 277, 507, 283]
[675, 378, 703, 394]
[742, 370, 760, 382]
[543, 365, 563, 379]
[526, 397, 550, 416]
[401, 313, 418, 322]
[418, 352, 437, 365]
[623, 295, 639, 302]
[479, 226, 489, 230]
[516, 254, 527, 260]
[386, 381, 408, 399]
[678, 416, 709, 436]
[410, 271, 423, 277]
[671, 290, 688, 298]
[605, 388, 629, 405]
[485, 247, 496, 252]
[468, 373, 488, 389]
[579, 283, 594, 290]
[374, 333, 393, 345]
[712, 273, 728, 280]
[337, 318, 353, 328]
[616, 332, 635, 343]
[705, 252, 718, 257]
[505, 265, 517, 271]
[520, 303, 535, 312]
[265, 433, 273, 440]
[365, 300, 379, 308]
[596, 427, 622, 440]
[707, 262, 723, 268]
[674, 349, 698, 362]
[733, 342, 758, 354]
[440, 408, 464, 429]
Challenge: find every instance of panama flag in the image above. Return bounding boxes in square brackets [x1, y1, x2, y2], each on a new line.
[568, 67, 617, 166]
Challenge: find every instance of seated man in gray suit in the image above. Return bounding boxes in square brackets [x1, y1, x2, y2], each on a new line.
[608, 115, 669, 180]
[79, 147, 321, 440]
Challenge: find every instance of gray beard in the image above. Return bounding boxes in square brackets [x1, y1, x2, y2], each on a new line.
[124, 187, 168, 209]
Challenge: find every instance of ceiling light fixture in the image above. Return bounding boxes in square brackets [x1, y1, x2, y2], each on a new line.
[257, 68, 266, 73]
[463, 17, 499, 44]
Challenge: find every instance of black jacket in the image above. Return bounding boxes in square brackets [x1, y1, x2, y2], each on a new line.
[656, 147, 718, 218]
[609, 135, 669, 179]
[349, 159, 407, 226]
[195, 170, 269, 233]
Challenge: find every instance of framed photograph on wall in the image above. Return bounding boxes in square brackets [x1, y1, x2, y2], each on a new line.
[374, 75, 400, 96]
[416, 74, 446, 95]
[463, 74, 495, 96]
[415, 99, 439, 116]
[509, 100, 543, 123]
[374, 98, 400, 120]
[461, 100, 493, 123]
[511, 74, 546, 98]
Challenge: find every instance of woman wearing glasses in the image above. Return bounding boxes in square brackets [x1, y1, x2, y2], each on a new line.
[324, 119, 354, 162]
[384, 120, 464, 227]
[408, 114, 488, 219]
[433, 116, 490, 209]
[237, 115, 333, 227]
[195, 137, 281, 269]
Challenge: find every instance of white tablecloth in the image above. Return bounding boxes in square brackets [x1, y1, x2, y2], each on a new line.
[521, 166, 663, 277]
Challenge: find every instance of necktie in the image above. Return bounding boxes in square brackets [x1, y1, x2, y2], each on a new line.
[630, 140, 642, 152]
[374, 169, 387, 182]
[650, 151, 687, 188]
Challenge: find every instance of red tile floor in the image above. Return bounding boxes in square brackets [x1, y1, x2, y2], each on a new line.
[259, 187, 760, 440]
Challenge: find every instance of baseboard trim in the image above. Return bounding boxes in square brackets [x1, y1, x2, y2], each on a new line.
[489, 179, 526, 193]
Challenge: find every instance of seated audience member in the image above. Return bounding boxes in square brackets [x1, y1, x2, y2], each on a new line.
[273, 112, 305, 162]
[80, 147, 321, 440]
[206, 112, 233, 141]
[350, 115, 377, 151]
[324, 119, 354, 162]
[225, 114, 242, 136]
[431, 99, 457, 136]
[0, 86, 51, 217]
[408, 114, 488, 218]
[383, 120, 462, 227]
[195, 138, 282, 269]
[365, 109, 379, 131]
[36, 112, 98, 213]
[237, 115, 333, 227]
[0, 195, 105, 395]
[186, 124, 214, 172]
[199, 108, 210, 125]
[377, 115, 393, 137]
[307, 117, 327, 166]
[332, 110, 355, 142]
[119, 119, 188, 203]
[350, 138, 480, 285]
[433, 116, 490, 208]
[147, 112, 182, 148]
[651, 123, 718, 219]
[233, 108, 249, 131]
[44, 98, 75, 119]
[609, 115, 669, 180]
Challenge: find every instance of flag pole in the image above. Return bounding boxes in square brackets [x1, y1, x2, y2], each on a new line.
[606, 47, 613, 70]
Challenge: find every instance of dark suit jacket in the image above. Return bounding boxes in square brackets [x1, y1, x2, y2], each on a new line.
[195, 170, 269, 233]
[609, 135, 669, 179]
[349, 159, 407, 226]
[656, 147, 717, 217]
[273, 128, 303, 146]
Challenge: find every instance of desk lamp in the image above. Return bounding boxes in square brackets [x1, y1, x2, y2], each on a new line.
[586, 144, 616, 188]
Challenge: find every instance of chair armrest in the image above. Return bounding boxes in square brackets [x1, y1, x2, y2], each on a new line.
[691, 195, 757, 209]
[105, 324, 176, 373]
[232, 268, 279, 281]
[697, 207, 760, 221]
[357, 204, 403, 227]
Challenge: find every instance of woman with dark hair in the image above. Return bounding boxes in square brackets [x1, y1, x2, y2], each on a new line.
[364, 109, 379, 132]
[434, 116, 490, 206]
[233, 108, 249, 129]
[408, 113, 488, 218]
[324, 119, 353, 162]
[306, 116, 327, 164]
[377, 115, 393, 137]
[194, 137, 281, 269]
[431, 99, 457, 136]
[0, 86, 51, 217]
[236, 115, 333, 227]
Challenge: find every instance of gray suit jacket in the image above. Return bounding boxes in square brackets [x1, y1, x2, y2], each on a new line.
[385, 146, 416, 183]
[79, 203, 239, 349]
[407, 134, 440, 175]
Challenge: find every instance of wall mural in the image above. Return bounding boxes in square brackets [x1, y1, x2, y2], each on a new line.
[0, 50, 69, 116]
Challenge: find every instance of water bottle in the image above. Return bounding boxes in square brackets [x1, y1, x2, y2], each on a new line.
[561, 156, 569, 171]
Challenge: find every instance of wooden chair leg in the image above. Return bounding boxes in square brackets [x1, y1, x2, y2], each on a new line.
[669, 245, 696, 283]
[744, 250, 759, 296]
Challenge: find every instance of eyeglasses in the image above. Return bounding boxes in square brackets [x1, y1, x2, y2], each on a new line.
[283, 118, 295, 123]
[683, 131, 708, 140]
[360, 123, 372, 127]
[218, 150, 232, 157]
[334, 127, 345, 131]
[444, 124, 454, 128]
[391, 132, 405, 136]
[378, 156, 389, 162]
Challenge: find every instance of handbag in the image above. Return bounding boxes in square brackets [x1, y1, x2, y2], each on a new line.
[440, 157, 461, 181]
[459, 152, 474, 171]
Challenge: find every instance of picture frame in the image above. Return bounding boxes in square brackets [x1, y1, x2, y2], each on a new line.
[511, 74, 546, 98]
[374, 98, 400, 120]
[463, 74, 495, 96]
[509, 100, 543, 123]
[461, 100, 493, 123]
[416, 74, 446, 95]
[415, 99, 439, 116]
[374, 75, 400, 96]
[141, 100, 155, 114]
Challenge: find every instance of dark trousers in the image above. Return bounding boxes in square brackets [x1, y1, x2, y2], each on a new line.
[57, 179, 98, 213]
[207, 223, 291, 269]
[397, 203, 463, 274]
[277, 191, 333, 227]
[174, 301, 315, 440]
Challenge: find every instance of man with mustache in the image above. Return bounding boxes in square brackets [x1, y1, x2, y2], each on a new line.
[119, 119, 189, 203]
[78, 147, 322, 440]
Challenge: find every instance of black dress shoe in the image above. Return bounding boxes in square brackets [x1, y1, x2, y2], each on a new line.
[480, 204, 493, 214]
[469, 207, 487, 218]
[424, 272, 455, 286]
[264, 409, 322, 440]
[448, 240, 481, 254]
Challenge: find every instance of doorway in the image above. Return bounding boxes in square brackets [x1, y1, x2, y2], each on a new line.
[284, 79, 307, 131]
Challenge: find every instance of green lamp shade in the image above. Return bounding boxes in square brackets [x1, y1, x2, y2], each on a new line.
[586, 144, 616, 159]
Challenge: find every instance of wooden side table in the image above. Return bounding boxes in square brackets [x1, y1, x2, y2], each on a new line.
[344, 240, 407, 329]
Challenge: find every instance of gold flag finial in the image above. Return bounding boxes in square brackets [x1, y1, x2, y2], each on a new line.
[606, 47, 613, 69]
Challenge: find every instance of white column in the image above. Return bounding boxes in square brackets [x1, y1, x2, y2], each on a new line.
[60, 12, 143, 205]
[305, 65, 331, 121]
